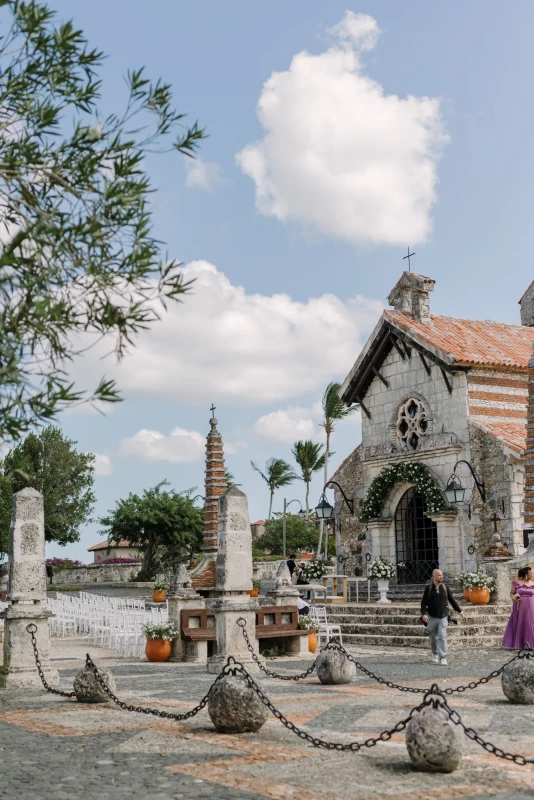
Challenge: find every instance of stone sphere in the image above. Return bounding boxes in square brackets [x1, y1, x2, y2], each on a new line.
[208, 674, 268, 733]
[502, 658, 534, 704]
[406, 706, 462, 773]
[73, 665, 116, 704]
[316, 649, 356, 685]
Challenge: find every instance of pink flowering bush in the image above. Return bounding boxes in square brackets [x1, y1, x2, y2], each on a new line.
[94, 557, 141, 566]
[45, 558, 84, 571]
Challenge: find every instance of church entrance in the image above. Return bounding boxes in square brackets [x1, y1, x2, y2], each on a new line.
[394, 487, 439, 584]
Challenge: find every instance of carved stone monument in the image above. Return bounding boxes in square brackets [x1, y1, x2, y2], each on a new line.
[206, 486, 260, 674]
[167, 563, 207, 663]
[0, 487, 58, 688]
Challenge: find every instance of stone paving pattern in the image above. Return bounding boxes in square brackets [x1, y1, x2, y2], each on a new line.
[1, 640, 534, 800]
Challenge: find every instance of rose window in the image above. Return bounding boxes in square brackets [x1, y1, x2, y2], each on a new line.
[396, 398, 428, 451]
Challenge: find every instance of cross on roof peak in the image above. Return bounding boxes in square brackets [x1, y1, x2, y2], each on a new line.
[210, 403, 216, 418]
[403, 247, 415, 271]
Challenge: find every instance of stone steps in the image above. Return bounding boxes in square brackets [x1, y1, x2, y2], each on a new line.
[339, 622, 507, 638]
[340, 633, 505, 649]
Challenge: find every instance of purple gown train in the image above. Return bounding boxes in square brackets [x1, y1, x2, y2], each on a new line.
[502, 582, 534, 649]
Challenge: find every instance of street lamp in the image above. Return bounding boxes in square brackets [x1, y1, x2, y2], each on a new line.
[192, 494, 205, 505]
[282, 498, 304, 558]
[314, 481, 355, 564]
[444, 460, 486, 505]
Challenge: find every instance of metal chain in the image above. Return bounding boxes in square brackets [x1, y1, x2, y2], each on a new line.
[84, 653, 221, 720]
[237, 618, 318, 681]
[26, 623, 76, 698]
[227, 656, 424, 751]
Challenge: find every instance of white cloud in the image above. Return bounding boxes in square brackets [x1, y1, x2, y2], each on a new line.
[253, 403, 323, 444]
[184, 157, 227, 192]
[327, 11, 381, 51]
[119, 427, 205, 463]
[225, 440, 248, 455]
[67, 261, 382, 406]
[92, 453, 113, 476]
[236, 12, 447, 246]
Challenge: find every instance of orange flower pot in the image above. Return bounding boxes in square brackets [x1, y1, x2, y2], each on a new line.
[470, 587, 490, 606]
[152, 590, 166, 603]
[463, 588, 471, 602]
[308, 632, 318, 653]
[145, 638, 171, 662]
[250, 588, 259, 597]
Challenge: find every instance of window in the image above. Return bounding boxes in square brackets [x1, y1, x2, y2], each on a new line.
[396, 397, 428, 451]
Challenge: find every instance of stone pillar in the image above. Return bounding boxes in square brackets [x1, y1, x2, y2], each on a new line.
[207, 486, 260, 674]
[0, 488, 58, 689]
[429, 512, 460, 576]
[366, 519, 393, 562]
[267, 561, 308, 657]
[167, 564, 207, 663]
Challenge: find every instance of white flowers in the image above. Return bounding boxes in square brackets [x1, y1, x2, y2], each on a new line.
[368, 557, 395, 580]
[360, 461, 447, 522]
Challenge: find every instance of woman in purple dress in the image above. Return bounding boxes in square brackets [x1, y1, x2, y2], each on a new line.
[502, 566, 534, 649]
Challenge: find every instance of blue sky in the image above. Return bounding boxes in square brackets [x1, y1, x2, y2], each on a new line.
[44, 1, 534, 561]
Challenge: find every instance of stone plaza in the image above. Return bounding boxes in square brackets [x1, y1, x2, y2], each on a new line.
[1, 639, 534, 800]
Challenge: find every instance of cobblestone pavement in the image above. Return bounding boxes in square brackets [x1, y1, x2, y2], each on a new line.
[1, 639, 534, 800]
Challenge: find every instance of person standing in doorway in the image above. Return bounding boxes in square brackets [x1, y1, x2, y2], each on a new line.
[421, 569, 466, 665]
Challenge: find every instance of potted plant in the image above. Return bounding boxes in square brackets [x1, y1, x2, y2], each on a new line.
[469, 571, 495, 606]
[302, 560, 327, 584]
[143, 622, 179, 662]
[457, 571, 475, 601]
[247, 579, 261, 597]
[298, 615, 320, 653]
[152, 582, 168, 603]
[368, 557, 395, 604]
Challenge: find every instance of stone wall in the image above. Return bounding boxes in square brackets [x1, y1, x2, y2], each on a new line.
[51, 562, 141, 585]
[469, 423, 525, 555]
[47, 582, 154, 599]
[332, 446, 367, 576]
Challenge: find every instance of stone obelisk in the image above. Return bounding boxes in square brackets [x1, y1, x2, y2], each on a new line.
[0, 488, 58, 688]
[206, 486, 260, 674]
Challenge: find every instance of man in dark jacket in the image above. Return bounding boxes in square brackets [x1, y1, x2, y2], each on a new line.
[421, 569, 466, 665]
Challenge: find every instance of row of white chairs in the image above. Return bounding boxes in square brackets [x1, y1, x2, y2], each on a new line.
[48, 592, 168, 658]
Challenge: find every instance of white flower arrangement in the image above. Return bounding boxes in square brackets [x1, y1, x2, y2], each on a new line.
[457, 571, 477, 589]
[470, 571, 496, 592]
[302, 560, 327, 582]
[368, 556, 395, 581]
[298, 615, 320, 632]
[143, 622, 179, 641]
[360, 462, 447, 523]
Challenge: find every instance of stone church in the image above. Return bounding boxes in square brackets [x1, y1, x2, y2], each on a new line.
[331, 271, 534, 583]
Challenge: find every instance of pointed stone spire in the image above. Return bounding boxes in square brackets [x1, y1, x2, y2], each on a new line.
[203, 413, 227, 553]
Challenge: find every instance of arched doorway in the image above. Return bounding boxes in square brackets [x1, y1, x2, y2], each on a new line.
[394, 487, 439, 584]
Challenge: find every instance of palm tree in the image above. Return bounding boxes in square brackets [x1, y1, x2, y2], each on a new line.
[291, 440, 326, 519]
[225, 469, 241, 488]
[317, 382, 359, 556]
[250, 458, 296, 519]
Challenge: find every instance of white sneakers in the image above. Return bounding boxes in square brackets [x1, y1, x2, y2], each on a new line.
[431, 654, 439, 663]
[431, 654, 448, 665]
[440, 658, 448, 666]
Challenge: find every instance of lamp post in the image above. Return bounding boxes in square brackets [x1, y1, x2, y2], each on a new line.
[315, 481, 355, 563]
[444, 460, 486, 505]
[192, 494, 205, 505]
[282, 498, 304, 558]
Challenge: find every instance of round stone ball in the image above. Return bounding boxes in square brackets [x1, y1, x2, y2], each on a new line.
[502, 658, 534, 704]
[316, 649, 356, 685]
[73, 665, 116, 704]
[406, 706, 462, 773]
[208, 674, 268, 733]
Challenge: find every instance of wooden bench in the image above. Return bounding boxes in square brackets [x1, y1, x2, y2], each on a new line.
[181, 605, 308, 643]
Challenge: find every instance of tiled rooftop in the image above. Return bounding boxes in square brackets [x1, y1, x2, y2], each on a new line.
[468, 419, 526, 455]
[386, 310, 534, 369]
[87, 539, 137, 551]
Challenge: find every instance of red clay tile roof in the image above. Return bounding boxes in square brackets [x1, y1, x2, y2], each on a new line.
[468, 419, 526, 456]
[87, 539, 140, 552]
[386, 310, 534, 369]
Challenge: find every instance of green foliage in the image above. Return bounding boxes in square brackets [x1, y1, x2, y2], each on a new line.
[254, 515, 319, 556]
[99, 480, 203, 582]
[153, 582, 167, 591]
[0, 425, 95, 551]
[360, 462, 448, 523]
[321, 382, 359, 436]
[225, 470, 240, 488]
[0, 1, 205, 441]
[292, 440, 326, 516]
[250, 458, 296, 519]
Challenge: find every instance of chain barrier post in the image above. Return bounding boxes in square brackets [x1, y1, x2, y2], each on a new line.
[237, 618, 318, 680]
[25, 624, 75, 697]
[406, 684, 462, 772]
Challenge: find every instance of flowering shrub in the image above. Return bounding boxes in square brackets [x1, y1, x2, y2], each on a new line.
[457, 571, 476, 589]
[368, 557, 395, 581]
[143, 622, 179, 641]
[45, 558, 84, 571]
[96, 557, 141, 565]
[298, 615, 320, 632]
[302, 560, 327, 582]
[470, 571, 496, 592]
[360, 462, 447, 522]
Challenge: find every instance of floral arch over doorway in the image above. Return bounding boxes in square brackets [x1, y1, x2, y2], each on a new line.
[360, 461, 447, 523]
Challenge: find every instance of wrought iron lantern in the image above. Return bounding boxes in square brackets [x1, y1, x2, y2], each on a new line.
[314, 494, 334, 520]
[444, 475, 466, 504]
